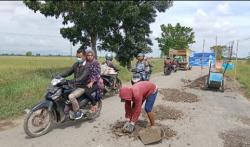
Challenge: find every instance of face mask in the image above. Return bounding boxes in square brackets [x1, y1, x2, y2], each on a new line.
[76, 57, 83, 63]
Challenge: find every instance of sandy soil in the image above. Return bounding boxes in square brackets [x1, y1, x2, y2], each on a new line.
[1, 67, 250, 147]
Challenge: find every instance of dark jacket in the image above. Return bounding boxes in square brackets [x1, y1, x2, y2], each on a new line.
[60, 61, 90, 88]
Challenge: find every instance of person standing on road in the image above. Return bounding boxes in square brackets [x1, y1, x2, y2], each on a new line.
[119, 81, 158, 133]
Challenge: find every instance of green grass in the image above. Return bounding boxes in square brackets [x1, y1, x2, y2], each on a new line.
[226, 60, 250, 98]
[0, 56, 163, 119]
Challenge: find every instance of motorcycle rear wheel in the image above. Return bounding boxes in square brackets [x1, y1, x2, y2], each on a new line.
[24, 107, 54, 138]
[86, 100, 102, 119]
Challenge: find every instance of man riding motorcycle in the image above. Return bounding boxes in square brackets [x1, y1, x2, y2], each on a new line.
[103, 53, 119, 72]
[59, 48, 90, 120]
[134, 53, 151, 81]
[101, 53, 121, 92]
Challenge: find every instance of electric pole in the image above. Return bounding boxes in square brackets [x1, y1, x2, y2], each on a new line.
[234, 40, 239, 80]
[201, 39, 205, 76]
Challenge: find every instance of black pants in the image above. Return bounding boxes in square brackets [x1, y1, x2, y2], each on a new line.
[84, 83, 98, 106]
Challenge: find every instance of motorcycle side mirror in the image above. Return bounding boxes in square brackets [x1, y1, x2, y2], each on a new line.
[52, 73, 62, 79]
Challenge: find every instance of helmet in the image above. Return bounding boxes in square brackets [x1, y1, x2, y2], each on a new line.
[119, 87, 132, 101]
[105, 53, 113, 61]
[137, 53, 145, 57]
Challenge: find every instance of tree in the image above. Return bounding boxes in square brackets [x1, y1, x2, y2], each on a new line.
[101, 1, 173, 68]
[26, 51, 32, 56]
[24, 1, 173, 67]
[23, 1, 119, 57]
[210, 45, 227, 60]
[156, 23, 195, 56]
[247, 52, 250, 63]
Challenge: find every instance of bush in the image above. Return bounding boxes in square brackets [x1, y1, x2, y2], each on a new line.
[247, 53, 250, 64]
[26, 51, 32, 56]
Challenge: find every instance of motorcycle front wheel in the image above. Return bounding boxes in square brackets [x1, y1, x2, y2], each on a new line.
[24, 107, 54, 138]
[164, 68, 171, 75]
[115, 78, 122, 93]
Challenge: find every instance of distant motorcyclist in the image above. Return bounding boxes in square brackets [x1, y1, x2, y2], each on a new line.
[102, 53, 119, 72]
[135, 53, 151, 81]
[59, 48, 89, 120]
[101, 53, 119, 90]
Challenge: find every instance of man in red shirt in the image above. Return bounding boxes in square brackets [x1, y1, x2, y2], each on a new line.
[119, 81, 158, 133]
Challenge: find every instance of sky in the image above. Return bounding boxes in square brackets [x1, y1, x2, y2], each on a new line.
[0, 1, 250, 57]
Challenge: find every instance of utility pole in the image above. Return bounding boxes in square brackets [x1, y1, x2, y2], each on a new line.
[201, 39, 205, 76]
[215, 36, 217, 69]
[234, 40, 239, 80]
[216, 36, 217, 46]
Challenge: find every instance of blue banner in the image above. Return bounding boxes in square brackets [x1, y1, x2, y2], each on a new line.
[222, 63, 235, 70]
[189, 52, 215, 67]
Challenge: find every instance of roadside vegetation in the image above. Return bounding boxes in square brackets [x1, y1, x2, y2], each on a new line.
[227, 60, 250, 99]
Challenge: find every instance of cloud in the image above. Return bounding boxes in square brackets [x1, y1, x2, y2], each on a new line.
[216, 2, 231, 15]
[0, 1, 250, 57]
[196, 9, 207, 17]
[151, 1, 250, 57]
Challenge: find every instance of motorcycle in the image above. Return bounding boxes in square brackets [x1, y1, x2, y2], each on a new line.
[131, 69, 148, 85]
[101, 73, 122, 96]
[172, 60, 178, 72]
[164, 63, 172, 75]
[23, 77, 102, 138]
[100, 65, 122, 96]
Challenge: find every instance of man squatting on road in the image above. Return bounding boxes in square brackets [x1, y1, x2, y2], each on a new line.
[119, 81, 158, 133]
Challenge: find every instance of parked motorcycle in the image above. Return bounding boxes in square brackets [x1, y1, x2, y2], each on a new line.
[23, 77, 102, 138]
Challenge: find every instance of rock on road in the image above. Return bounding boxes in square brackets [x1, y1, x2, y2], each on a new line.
[1, 67, 250, 147]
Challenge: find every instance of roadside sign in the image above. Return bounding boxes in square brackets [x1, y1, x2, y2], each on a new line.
[189, 52, 215, 67]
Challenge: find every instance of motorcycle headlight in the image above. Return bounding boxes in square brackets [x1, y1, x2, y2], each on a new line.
[51, 78, 62, 86]
[132, 74, 141, 82]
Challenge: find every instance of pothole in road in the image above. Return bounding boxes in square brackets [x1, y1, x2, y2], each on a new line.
[220, 129, 250, 147]
[187, 75, 244, 93]
[142, 105, 183, 120]
[160, 88, 199, 103]
[0, 120, 16, 131]
[238, 116, 250, 126]
[110, 120, 176, 141]
[187, 75, 207, 89]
